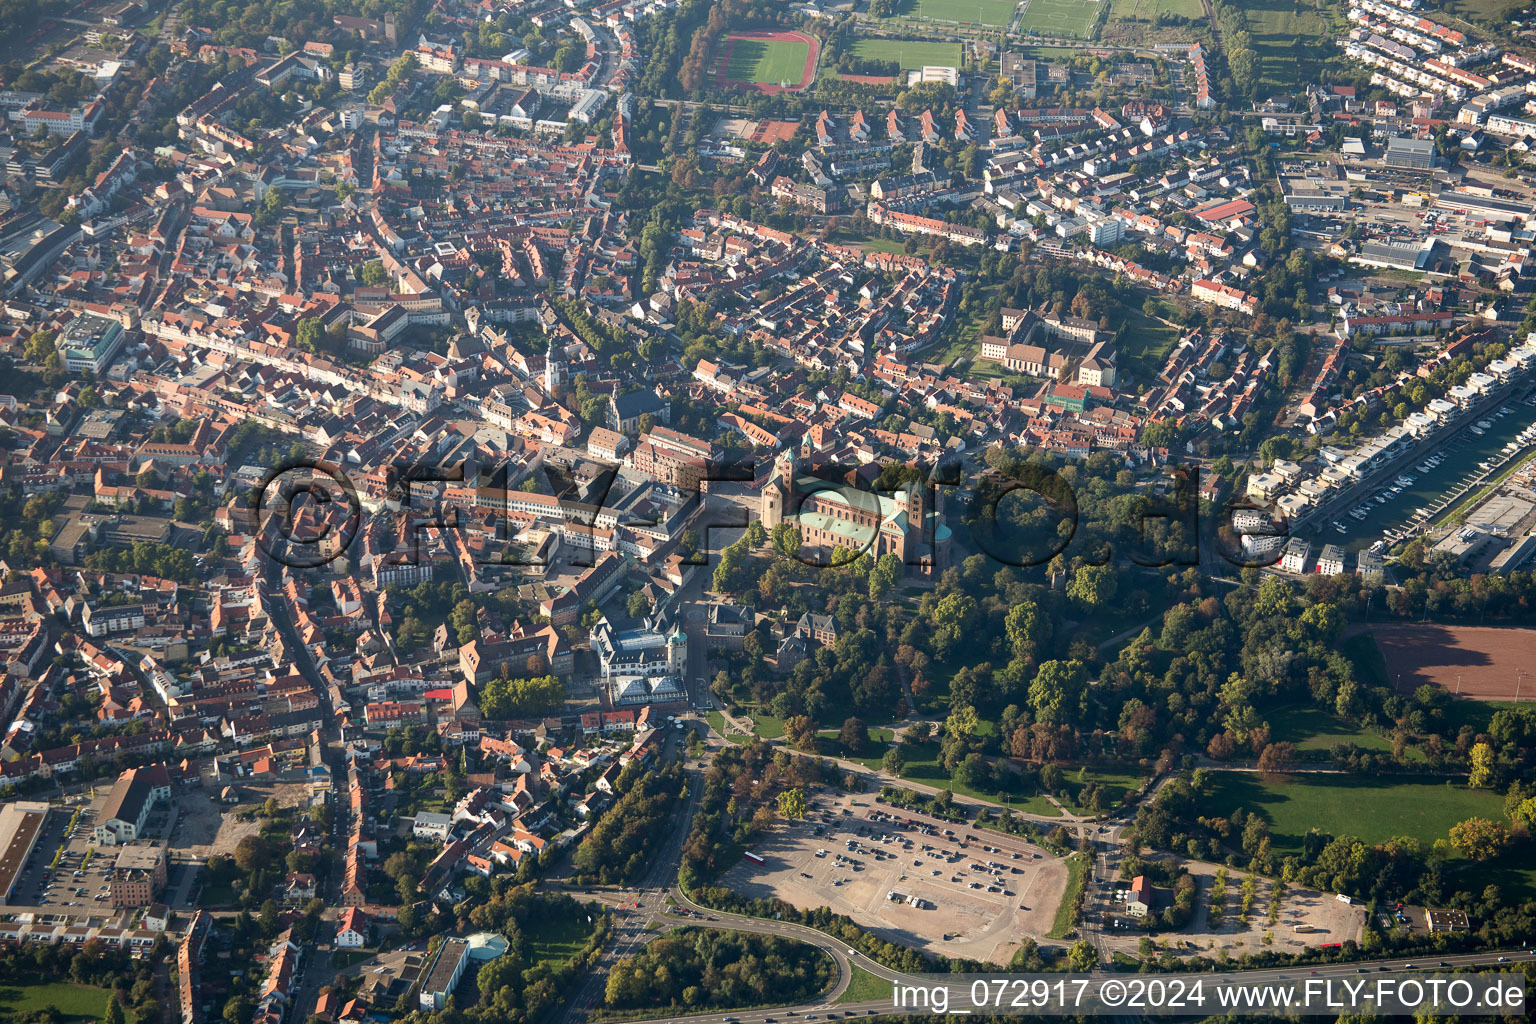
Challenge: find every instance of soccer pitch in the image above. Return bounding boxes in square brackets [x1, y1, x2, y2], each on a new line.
[726, 37, 812, 84]
[848, 37, 965, 70]
[898, 0, 1019, 26]
[1017, 0, 1101, 37]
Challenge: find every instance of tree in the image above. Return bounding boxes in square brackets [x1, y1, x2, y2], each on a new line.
[1067, 940, 1097, 971]
[1029, 659, 1087, 727]
[295, 317, 323, 354]
[772, 523, 802, 559]
[1448, 817, 1509, 861]
[480, 674, 565, 719]
[777, 787, 808, 819]
[869, 552, 903, 600]
[839, 717, 870, 755]
[784, 715, 819, 752]
[106, 995, 126, 1024]
[234, 835, 270, 873]
[360, 260, 388, 287]
[1067, 564, 1118, 607]
[932, 592, 978, 660]
[1469, 742, 1495, 789]
[1040, 763, 1064, 793]
[881, 746, 906, 777]
[1256, 741, 1296, 775]
[1004, 599, 1050, 661]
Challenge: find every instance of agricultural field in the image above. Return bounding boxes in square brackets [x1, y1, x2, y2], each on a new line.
[898, 0, 1020, 25]
[1017, 0, 1103, 38]
[1204, 773, 1506, 854]
[1105, 0, 1203, 19]
[847, 37, 964, 70]
[1239, 0, 1336, 89]
[1438, 0, 1522, 24]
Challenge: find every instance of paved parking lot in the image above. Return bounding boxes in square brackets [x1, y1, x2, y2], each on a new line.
[8, 799, 119, 914]
[715, 791, 1069, 963]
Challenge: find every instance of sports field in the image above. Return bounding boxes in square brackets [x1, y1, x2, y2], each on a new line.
[1363, 623, 1536, 701]
[1017, 0, 1101, 36]
[717, 31, 820, 93]
[899, 0, 1019, 26]
[847, 37, 964, 71]
[1205, 773, 1505, 853]
[726, 37, 811, 84]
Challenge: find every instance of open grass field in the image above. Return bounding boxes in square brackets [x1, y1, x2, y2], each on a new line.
[1204, 773, 1505, 853]
[1268, 706, 1394, 753]
[898, 0, 1019, 25]
[1238, 0, 1335, 88]
[1114, 301, 1183, 382]
[847, 37, 964, 70]
[0, 983, 117, 1021]
[894, 741, 1064, 814]
[1438, 0, 1522, 23]
[1017, 0, 1102, 37]
[527, 914, 594, 964]
[1104, 0, 1202, 19]
[1057, 766, 1149, 813]
[1364, 623, 1536, 701]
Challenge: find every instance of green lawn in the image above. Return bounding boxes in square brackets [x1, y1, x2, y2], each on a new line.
[1341, 632, 1389, 689]
[1204, 773, 1505, 853]
[837, 966, 895, 1003]
[749, 712, 787, 739]
[1017, 0, 1102, 37]
[847, 37, 963, 70]
[329, 949, 377, 970]
[898, 0, 1018, 25]
[1057, 766, 1148, 814]
[0, 983, 117, 1021]
[527, 913, 595, 964]
[1047, 853, 1089, 939]
[707, 711, 750, 745]
[1467, 845, 1536, 901]
[1438, 699, 1517, 738]
[893, 743, 1064, 814]
[725, 37, 811, 85]
[1267, 706, 1393, 753]
[1115, 301, 1182, 383]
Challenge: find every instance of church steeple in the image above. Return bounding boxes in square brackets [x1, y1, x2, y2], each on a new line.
[544, 337, 565, 399]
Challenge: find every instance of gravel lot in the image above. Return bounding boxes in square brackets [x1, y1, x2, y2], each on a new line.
[716, 791, 1070, 964]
